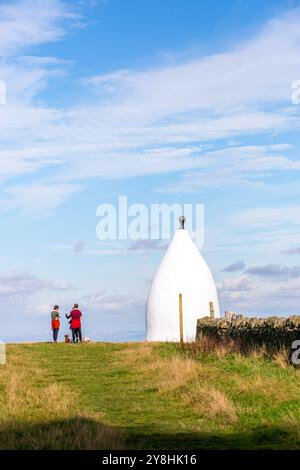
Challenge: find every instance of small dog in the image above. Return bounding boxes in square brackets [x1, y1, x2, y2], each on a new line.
[64, 334, 71, 343]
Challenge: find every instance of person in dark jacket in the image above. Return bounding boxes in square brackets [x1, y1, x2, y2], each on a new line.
[66, 304, 82, 343]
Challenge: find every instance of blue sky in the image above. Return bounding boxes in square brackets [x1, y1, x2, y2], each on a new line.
[1, 0, 300, 342]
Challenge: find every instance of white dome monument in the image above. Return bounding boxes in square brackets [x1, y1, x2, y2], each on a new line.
[146, 217, 219, 342]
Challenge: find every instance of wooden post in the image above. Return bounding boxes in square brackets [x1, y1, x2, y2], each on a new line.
[224, 310, 229, 320]
[179, 293, 184, 345]
[209, 301, 215, 319]
[229, 310, 234, 322]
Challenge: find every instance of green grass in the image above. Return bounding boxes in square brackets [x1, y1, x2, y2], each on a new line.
[1, 342, 300, 449]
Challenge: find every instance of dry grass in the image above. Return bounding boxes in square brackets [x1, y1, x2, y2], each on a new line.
[182, 383, 237, 424]
[119, 343, 299, 412]
[0, 347, 124, 449]
[183, 334, 240, 358]
[281, 411, 300, 439]
[273, 349, 290, 368]
[231, 373, 289, 403]
[182, 335, 294, 366]
[144, 356, 199, 392]
[118, 344, 237, 425]
[2, 343, 300, 450]
[119, 344, 199, 392]
[119, 343, 154, 366]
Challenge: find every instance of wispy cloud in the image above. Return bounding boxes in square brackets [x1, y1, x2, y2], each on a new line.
[0, 182, 82, 215]
[246, 264, 300, 279]
[282, 245, 300, 255]
[0, 269, 73, 300]
[222, 260, 246, 272]
[158, 144, 300, 193]
[73, 241, 87, 254]
[128, 239, 169, 252]
[82, 290, 144, 314]
[1, 6, 300, 213]
[0, 0, 77, 57]
[218, 272, 300, 314]
[228, 205, 300, 229]
[85, 8, 300, 116]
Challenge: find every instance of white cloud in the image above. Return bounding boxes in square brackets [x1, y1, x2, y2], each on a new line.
[73, 241, 87, 254]
[128, 239, 169, 252]
[0, 5, 300, 214]
[282, 245, 300, 255]
[0, 0, 76, 57]
[158, 144, 300, 192]
[222, 260, 246, 272]
[246, 264, 300, 279]
[1, 182, 82, 215]
[218, 272, 300, 314]
[229, 205, 300, 229]
[82, 290, 144, 314]
[218, 274, 256, 294]
[86, 9, 300, 117]
[0, 269, 73, 300]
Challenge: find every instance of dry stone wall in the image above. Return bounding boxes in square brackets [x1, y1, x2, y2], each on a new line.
[196, 315, 300, 353]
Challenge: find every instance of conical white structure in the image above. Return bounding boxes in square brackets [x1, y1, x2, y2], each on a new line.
[146, 226, 219, 342]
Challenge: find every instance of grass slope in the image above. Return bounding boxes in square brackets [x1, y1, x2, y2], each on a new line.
[1, 342, 300, 449]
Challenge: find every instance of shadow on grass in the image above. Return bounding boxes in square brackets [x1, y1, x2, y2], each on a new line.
[0, 418, 300, 450]
[127, 425, 300, 450]
[0, 416, 125, 450]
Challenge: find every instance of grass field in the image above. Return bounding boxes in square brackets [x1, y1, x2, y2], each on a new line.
[1, 341, 300, 449]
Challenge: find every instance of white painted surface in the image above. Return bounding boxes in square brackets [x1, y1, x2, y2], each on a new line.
[146, 228, 219, 342]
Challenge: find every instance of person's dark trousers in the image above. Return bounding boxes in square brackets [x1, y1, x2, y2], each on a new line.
[72, 328, 82, 342]
[77, 327, 82, 342]
[72, 328, 76, 343]
[53, 328, 59, 342]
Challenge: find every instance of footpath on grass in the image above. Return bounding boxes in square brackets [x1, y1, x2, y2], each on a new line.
[3, 342, 300, 449]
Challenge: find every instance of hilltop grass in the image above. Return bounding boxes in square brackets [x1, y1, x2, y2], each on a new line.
[1, 341, 300, 449]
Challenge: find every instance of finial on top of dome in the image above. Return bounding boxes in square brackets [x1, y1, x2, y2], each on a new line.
[179, 216, 186, 229]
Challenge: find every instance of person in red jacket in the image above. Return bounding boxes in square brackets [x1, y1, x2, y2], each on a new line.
[66, 304, 82, 343]
[51, 305, 61, 342]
